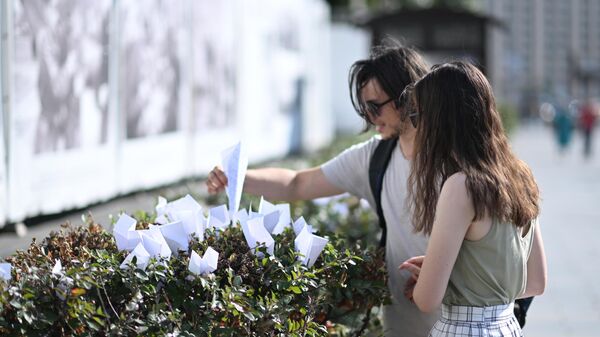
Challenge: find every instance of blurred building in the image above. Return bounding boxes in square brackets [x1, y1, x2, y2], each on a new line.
[484, 0, 600, 115]
[361, 8, 499, 71]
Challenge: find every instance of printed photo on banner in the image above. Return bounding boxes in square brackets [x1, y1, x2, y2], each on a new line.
[119, 0, 186, 139]
[12, 0, 112, 153]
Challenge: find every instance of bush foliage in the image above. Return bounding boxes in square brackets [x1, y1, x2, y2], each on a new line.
[0, 196, 388, 336]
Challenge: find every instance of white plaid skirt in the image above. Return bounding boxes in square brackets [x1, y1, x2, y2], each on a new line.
[429, 303, 523, 337]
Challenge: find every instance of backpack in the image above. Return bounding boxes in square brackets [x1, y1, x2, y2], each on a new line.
[367, 137, 533, 328]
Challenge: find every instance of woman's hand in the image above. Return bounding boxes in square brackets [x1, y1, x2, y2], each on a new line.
[399, 255, 424, 302]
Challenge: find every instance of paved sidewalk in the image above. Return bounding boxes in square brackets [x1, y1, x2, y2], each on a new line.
[511, 123, 600, 337]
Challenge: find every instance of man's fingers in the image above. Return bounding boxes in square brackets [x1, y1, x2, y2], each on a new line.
[209, 179, 224, 191]
[210, 169, 228, 187]
[206, 177, 224, 194]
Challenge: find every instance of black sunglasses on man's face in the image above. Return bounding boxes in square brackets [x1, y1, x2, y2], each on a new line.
[364, 97, 395, 119]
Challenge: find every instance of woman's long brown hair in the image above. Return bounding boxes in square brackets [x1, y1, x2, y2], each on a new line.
[409, 62, 539, 235]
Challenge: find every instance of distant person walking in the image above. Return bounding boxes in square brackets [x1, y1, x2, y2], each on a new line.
[554, 105, 574, 155]
[579, 99, 598, 159]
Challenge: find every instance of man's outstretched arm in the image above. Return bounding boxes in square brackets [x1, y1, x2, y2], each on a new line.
[206, 166, 344, 202]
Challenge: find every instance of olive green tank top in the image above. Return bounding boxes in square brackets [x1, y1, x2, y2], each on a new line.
[443, 218, 536, 306]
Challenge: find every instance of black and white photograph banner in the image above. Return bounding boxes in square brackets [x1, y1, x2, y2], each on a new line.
[117, 0, 191, 192]
[192, 0, 237, 133]
[236, 0, 304, 162]
[0, 0, 331, 226]
[119, 0, 186, 140]
[190, 0, 238, 173]
[8, 0, 115, 222]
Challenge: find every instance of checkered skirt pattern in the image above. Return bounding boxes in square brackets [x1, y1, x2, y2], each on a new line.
[429, 303, 523, 337]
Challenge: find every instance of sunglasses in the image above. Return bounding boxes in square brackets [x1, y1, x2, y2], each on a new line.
[364, 97, 395, 119]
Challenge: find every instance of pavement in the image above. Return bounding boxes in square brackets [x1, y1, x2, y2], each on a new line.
[510, 122, 600, 337]
[1, 121, 599, 335]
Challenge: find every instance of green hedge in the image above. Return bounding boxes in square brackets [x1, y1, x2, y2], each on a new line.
[0, 196, 388, 336]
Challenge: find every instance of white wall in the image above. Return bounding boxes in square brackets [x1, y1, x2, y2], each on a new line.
[0, 1, 6, 226]
[330, 22, 370, 134]
[0, 0, 333, 227]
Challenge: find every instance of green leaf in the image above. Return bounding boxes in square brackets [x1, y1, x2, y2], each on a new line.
[288, 286, 302, 294]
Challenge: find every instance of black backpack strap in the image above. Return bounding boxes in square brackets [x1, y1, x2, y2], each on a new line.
[368, 137, 399, 247]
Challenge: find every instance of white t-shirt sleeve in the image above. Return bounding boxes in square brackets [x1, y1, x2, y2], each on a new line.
[320, 136, 380, 205]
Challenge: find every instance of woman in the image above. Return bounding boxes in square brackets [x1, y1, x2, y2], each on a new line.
[399, 62, 547, 336]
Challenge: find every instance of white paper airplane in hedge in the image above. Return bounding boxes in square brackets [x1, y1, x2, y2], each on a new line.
[137, 228, 172, 260]
[258, 197, 291, 235]
[208, 204, 231, 230]
[240, 215, 275, 257]
[221, 141, 248, 217]
[188, 247, 219, 275]
[292, 216, 314, 235]
[159, 221, 189, 255]
[156, 195, 206, 241]
[113, 213, 141, 251]
[51, 259, 63, 275]
[294, 223, 328, 268]
[120, 243, 151, 270]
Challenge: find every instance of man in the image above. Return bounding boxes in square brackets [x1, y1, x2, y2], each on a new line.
[206, 43, 438, 336]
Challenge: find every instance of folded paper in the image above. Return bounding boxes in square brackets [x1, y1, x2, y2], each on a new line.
[294, 226, 328, 268]
[241, 216, 275, 256]
[155, 195, 206, 240]
[208, 204, 230, 230]
[188, 247, 219, 275]
[221, 142, 248, 216]
[258, 197, 291, 235]
[138, 228, 172, 259]
[293, 216, 313, 235]
[113, 214, 141, 251]
[120, 243, 151, 270]
[51, 259, 63, 275]
[159, 221, 189, 254]
[232, 208, 249, 225]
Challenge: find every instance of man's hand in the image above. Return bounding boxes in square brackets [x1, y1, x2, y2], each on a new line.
[399, 255, 424, 302]
[206, 166, 228, 194]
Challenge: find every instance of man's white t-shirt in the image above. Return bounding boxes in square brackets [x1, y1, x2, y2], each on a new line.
[321, 136, 440, 337]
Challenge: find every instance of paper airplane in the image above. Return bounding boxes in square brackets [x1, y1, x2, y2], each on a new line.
[240, 216, 275, 256]
[138, 228, 172, 260]
[294, 226, 328, 267]
[292, 216, 313, 235]
[188, 247, 219, 275]
[51, 259, 63, 275]
[113, 214, 141, 251]
[221, 142, 248, 216]
[258, 197, 291, 235]
[120, 243, 151, 270]
[159, 221, 189, 254]
[208, 204, 230, 230]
